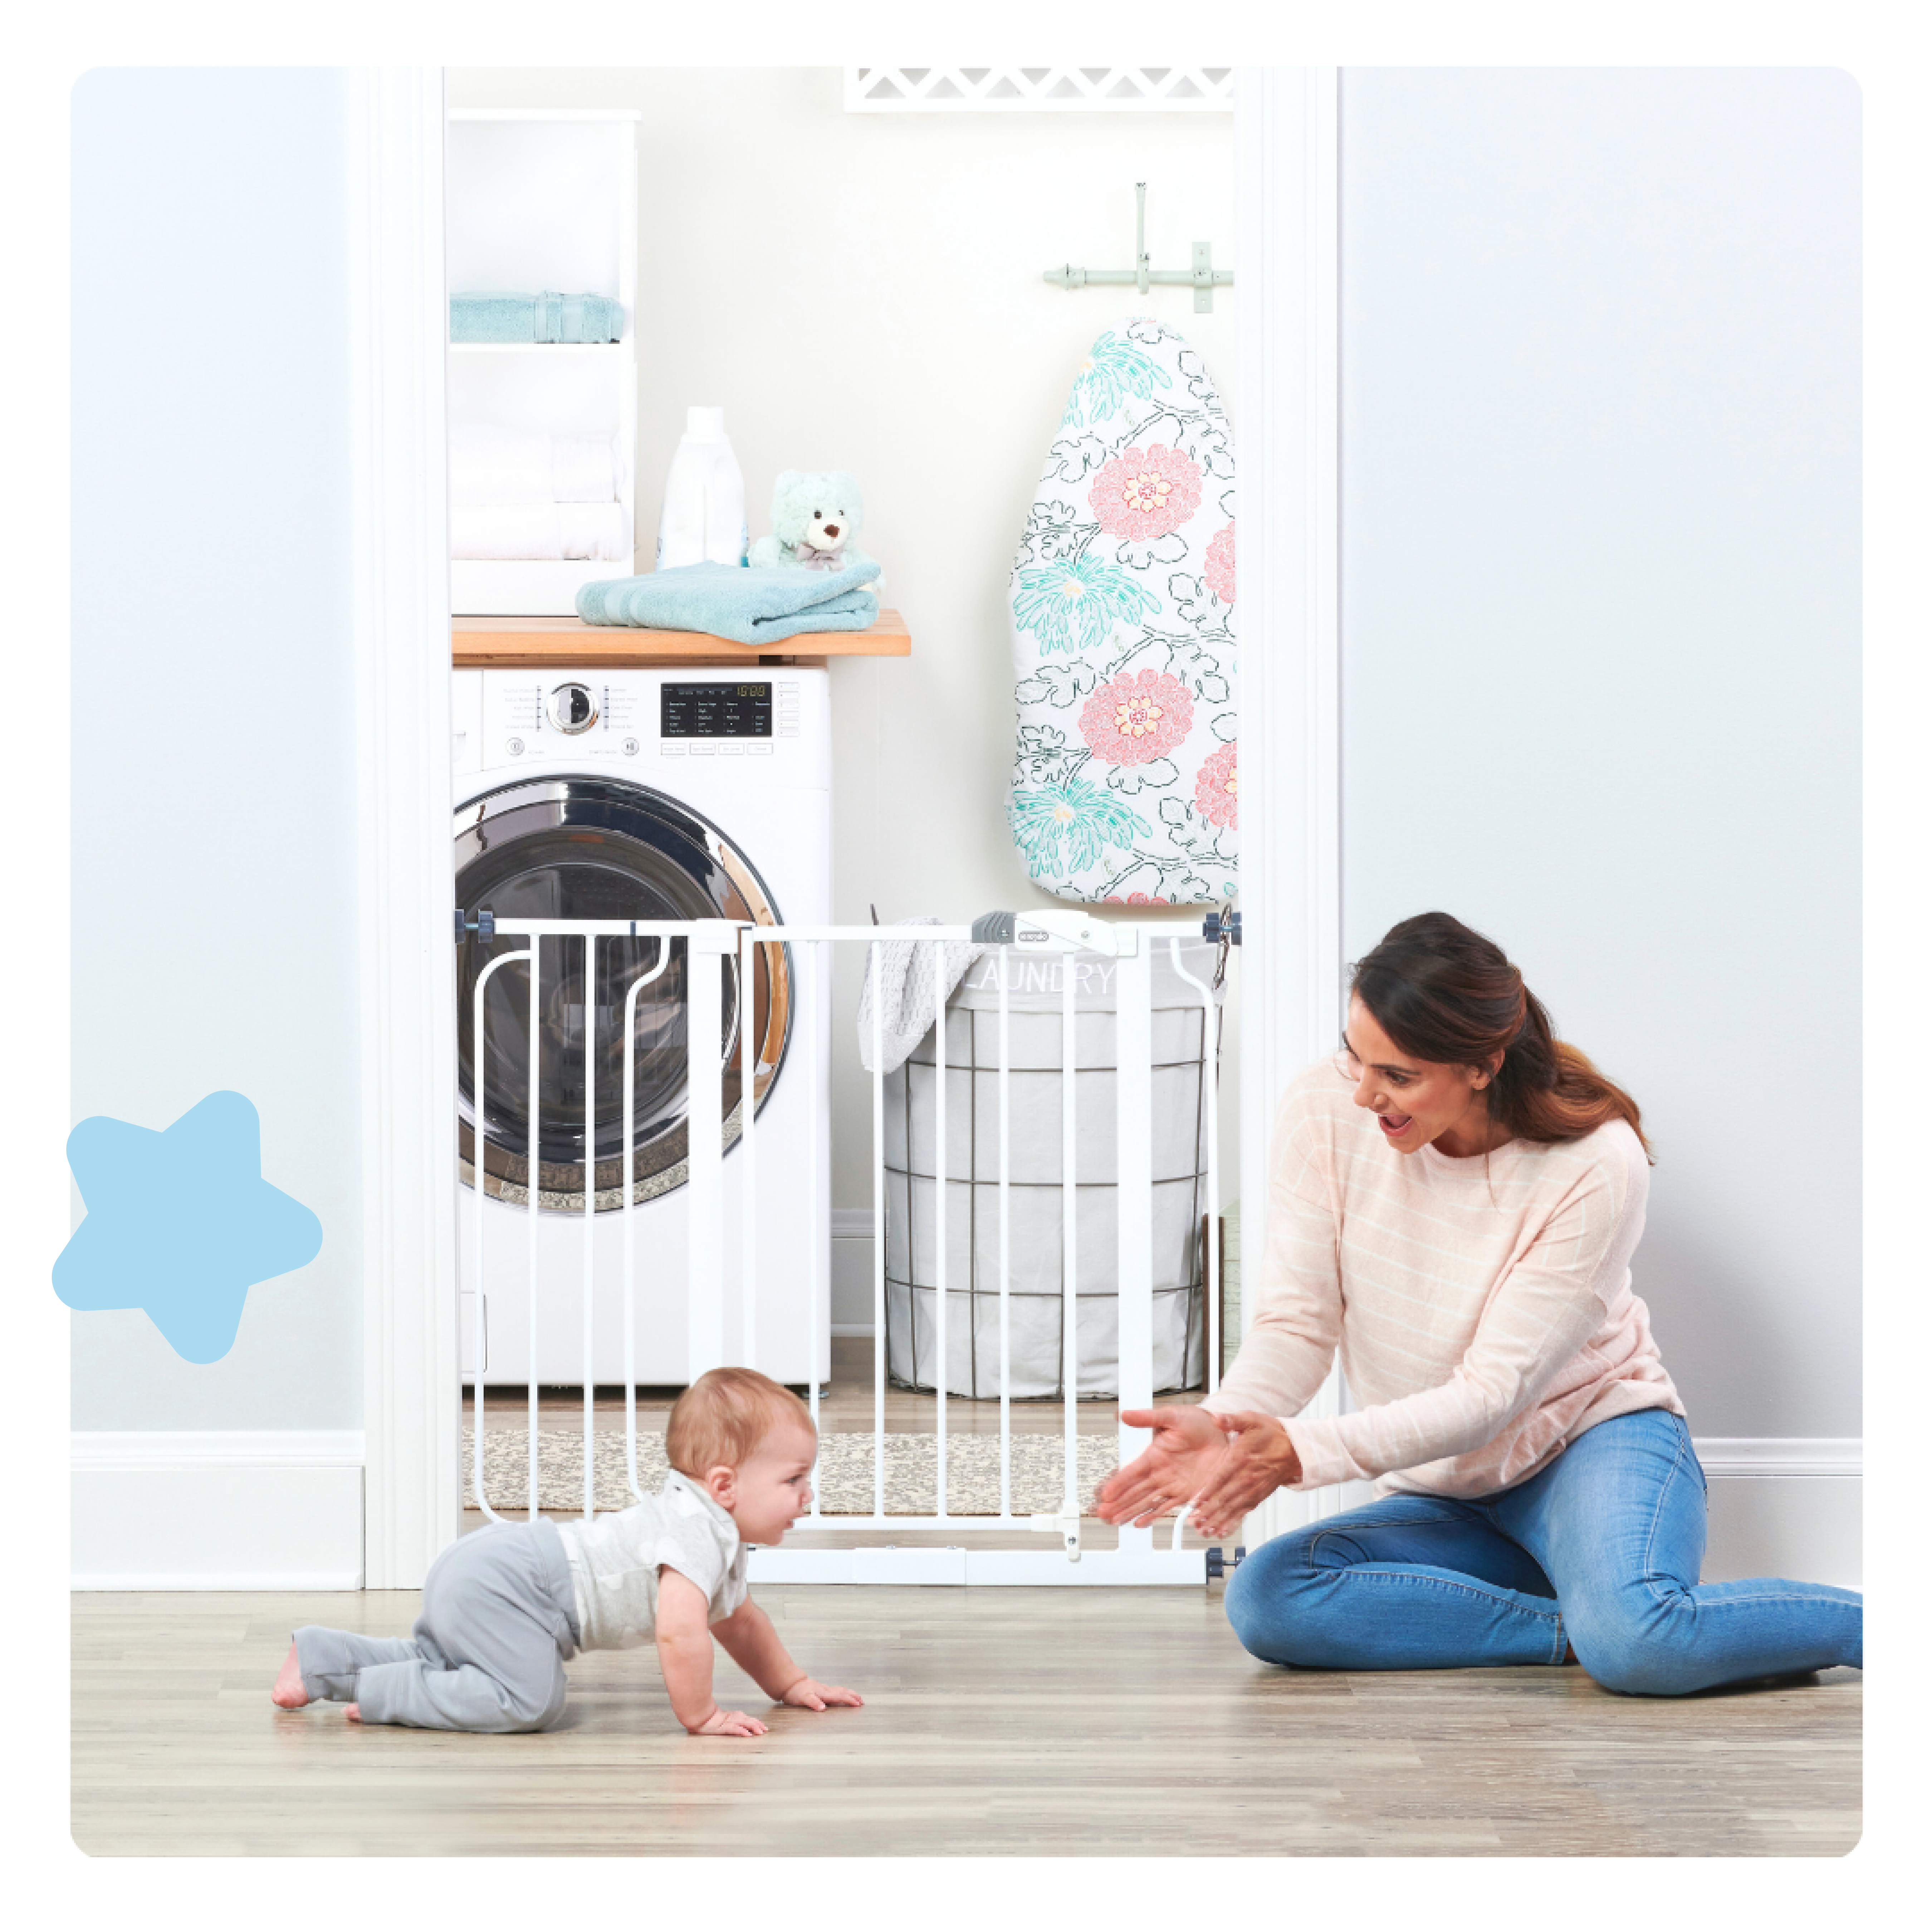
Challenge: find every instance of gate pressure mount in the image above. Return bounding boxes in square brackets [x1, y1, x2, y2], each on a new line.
[454, 907, 496, 944]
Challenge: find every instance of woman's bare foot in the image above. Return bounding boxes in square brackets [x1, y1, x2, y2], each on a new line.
[345, 1704, 362, 1723]
[271, 1641, 310, 1709]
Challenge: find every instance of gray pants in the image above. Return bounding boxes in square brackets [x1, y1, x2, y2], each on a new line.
[294, 1520, 581, 1733]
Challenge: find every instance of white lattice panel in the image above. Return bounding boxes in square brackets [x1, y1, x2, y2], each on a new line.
[845, 67, 1235, 113]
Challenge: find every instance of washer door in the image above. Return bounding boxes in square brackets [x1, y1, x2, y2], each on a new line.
[455, 776, 790, 1213]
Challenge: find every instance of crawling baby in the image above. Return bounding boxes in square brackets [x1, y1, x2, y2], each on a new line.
[272, 1366, 861, 1736]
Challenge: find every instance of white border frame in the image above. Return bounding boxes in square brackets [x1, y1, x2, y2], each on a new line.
[348, 68, 461, 1591]
[1236, 67, 1342, 1550]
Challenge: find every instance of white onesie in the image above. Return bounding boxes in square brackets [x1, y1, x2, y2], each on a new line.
[554, 1470, 749, 1651]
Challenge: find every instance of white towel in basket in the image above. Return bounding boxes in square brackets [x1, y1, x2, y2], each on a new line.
[855, 917, 987, 1076]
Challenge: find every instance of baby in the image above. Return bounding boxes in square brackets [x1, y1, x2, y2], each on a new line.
[271, 1366, 861, 1737]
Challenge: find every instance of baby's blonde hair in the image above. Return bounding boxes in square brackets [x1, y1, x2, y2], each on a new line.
[666, 1366, 815, 1478]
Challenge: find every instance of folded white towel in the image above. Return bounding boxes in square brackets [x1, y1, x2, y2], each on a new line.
[450, 501, 631, 561]
[855, 917, 988, 1076]
[449, 421, 621, 507]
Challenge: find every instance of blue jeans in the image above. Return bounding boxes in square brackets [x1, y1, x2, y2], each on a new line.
[1224, 1409, 1862, 1696]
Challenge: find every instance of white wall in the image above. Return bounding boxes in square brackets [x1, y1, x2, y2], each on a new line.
[70, 69, 365, 1435]
[1336, 70, 1861, 1459]
[446, 70, 1242, 1263]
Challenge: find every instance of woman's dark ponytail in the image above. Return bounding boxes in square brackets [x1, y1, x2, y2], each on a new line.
[1350, 912, 1649, 1156]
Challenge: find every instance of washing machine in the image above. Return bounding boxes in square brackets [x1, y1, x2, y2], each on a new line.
[451, 665, 832, 1389]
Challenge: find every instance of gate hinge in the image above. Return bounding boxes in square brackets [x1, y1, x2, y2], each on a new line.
[455, 907, 496, 944]
[1201, 909, 1241, 947]
[1204, 1544, 1247, 1582]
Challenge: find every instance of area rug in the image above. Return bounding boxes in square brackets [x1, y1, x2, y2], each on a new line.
[464, 1427, 1118, 1516]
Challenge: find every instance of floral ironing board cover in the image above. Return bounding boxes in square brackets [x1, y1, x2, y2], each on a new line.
[1006, 317, 1237, 905]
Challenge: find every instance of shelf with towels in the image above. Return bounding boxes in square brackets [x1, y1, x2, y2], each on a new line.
[452, 609, 911, 667]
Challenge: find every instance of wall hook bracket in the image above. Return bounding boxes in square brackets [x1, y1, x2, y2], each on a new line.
[1043, 181, 1232, 312]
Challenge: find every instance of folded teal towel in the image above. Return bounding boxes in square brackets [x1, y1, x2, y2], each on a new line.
[577, 561, 881, 646]
[451, 291, 626, 344]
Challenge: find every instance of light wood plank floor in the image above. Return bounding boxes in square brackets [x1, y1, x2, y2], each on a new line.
[79, 1340, 1858, 1856]
[72, 1584, 1859, 1857]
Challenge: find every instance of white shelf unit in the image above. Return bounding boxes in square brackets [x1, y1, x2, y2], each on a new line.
[445, 109, 640, 616]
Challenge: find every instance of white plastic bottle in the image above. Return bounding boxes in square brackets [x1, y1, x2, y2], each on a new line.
[654, 406, 747, 569]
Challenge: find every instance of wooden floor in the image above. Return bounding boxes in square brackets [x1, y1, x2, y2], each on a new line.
[76, 1339, 1859, 1856]
[72, 1584, 1859, 1857]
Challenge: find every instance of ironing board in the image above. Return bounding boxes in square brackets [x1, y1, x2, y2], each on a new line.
[1006, 317, 1238, 905]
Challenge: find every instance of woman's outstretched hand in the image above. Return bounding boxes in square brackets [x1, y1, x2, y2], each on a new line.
[1094, 1404, 1230, 1528]
[1184, 1411, 1301, 1538]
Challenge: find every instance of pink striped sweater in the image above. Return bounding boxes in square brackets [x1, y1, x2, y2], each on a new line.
[1203, 1059, 1683, 1498]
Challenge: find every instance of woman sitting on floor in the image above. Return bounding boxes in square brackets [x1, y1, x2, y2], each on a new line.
[1097, 911, 1862, 1696]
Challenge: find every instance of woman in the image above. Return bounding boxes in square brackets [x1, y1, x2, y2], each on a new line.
[1097, 912, 1861, 1696]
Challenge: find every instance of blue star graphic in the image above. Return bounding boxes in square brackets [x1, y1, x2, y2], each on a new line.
[54, 1091, 324, 1365]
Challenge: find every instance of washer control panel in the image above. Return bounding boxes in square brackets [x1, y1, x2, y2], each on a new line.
[466, 669, 827, 788]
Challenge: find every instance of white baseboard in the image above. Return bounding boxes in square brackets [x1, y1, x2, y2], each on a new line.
[71, 1431, 366, 1591]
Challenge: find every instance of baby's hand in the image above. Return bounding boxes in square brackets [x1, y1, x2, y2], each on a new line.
[780, 1677, 864, 1712]
[691, 1707, 768, 1738]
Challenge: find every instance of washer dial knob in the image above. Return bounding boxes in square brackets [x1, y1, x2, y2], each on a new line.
[547, 682, 599, 735]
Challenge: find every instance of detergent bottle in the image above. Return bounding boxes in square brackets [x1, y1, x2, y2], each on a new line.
[654, 406, 747, 569]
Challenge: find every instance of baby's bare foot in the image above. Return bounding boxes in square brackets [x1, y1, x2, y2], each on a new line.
[271, 1641, 309, 1708]
[345, 1704, 362, 1723]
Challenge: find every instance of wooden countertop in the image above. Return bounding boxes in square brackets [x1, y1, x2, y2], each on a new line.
[452, 609, 910, 667]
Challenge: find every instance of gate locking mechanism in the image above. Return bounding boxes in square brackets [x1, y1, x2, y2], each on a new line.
[1028, 1512, 1082, 1563]
[454, 907, 496, 944]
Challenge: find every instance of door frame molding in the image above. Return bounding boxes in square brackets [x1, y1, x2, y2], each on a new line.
[348, 68, 461, 1589]
[1236, 68, 1344, 1546]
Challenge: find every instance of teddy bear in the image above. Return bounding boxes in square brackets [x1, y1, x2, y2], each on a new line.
[748, 469, 886, 594]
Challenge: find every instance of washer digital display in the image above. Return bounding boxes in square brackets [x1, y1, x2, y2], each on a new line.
[660, 682, 773, 739]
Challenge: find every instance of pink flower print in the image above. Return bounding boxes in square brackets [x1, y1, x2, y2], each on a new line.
[1194, 742, 1238, 829]
[1078, 669, 1194, 767]
[1088, 443, 1204, 540]
[1204, 523, 1236, 607]
[1104, 892, 1166, 906]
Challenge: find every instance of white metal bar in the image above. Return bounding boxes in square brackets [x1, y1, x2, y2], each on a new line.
[870, 940, 885, 1520]
[1114, 937, 1153, 1557]
[997, 945, 1012, 1521]
[1168, 937, 1221, 1395]
[582, 933, 596, 1519]
[931, 937, 948, 1520]
[740, 927, 759, 1372]
[621, 938, 673, 1503]
[1061, 956, 1079, 1521]
[686, 922, 733, 1377]
[469, 946, 533, 1523]
[749, 1547, 1205, 1587]
[807, 938, 823, 1518]
[527, 932, 541, 1522]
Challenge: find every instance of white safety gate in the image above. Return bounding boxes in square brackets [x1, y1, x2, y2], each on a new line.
[460, 910, 1230, 1585]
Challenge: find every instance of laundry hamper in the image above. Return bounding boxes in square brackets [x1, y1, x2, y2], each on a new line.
[882, 941, 1222, 1399]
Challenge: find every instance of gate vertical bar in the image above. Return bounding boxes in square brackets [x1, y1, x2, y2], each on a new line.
[687, 926, 729, 1377]
[1060, 954, 1079, 1518]
[871, 940, 886, 1518]
[470, 948, 531, 1525]
[1114, 936, 1153, 1554]
[807, 938, 822, 1516]
[582, 933, 597, 1519]
[620, 938, 674, 1504]
[623, 951, 639, 1501]
[740, 927, 758, 1372]
[932, 937, 948, 1519]
[997, 946, 1011, 1519]
[1169, 937, 1221, 1395]
[527, 935, 542, 1521]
